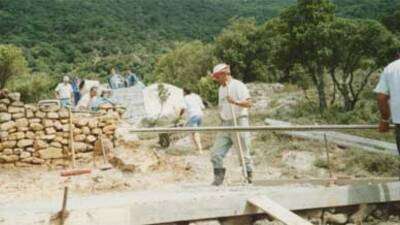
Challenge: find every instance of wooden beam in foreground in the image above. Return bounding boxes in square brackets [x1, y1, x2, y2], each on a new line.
[248, 196, 313, 225]
[131, 182, 400, 224]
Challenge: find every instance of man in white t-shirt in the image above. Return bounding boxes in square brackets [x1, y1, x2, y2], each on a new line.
[180, 88, 205, 152]
[209, 63, 253, 186]
[55, 76, 73, 108]
[374, 54, 400, 155]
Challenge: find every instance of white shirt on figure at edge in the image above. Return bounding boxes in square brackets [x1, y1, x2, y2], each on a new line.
[183, 93, 205, 118]
[218, 78, 250, 121]
[55, 83, 73, 99]
[374, 59, 400, 124]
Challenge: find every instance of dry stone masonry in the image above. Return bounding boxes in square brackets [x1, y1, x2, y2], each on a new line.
[0, 91, 124, 166]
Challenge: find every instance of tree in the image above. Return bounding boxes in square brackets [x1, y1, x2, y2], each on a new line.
[215, 18, 269, 82]
[326, 18, 400, 111]
[0, 45, 28, 88]
[155, 41, 215, 92]
[279, 0, 336, 111]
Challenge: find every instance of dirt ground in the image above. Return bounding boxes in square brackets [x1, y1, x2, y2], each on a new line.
[0, 83, 399, 221]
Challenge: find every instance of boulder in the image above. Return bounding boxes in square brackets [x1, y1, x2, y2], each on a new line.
[25, 147, 35, 153]
[29, 118, 41, 124]
[92, 128, 102, 135]
[88, 119, 98, 128]
[74, 134, 86, 142]
[59, 108, 69, 118]
[20, 151, 31, 159]
[324, 212, 348, 224]
[38, 147, 64, 159]
[74, 118, 88, 127]
[39, 104, 60, 112]
[41, 135, 56, 141]
[0, 104, 7, 112]
[26, 110, 34, 118]
[31, 157, 45, 164]
[24, 104, 38, 112]
[35, 111, 46, 118]
[47, 112, 59, 119]
[0, 131, 8, 140]
[2, 141, 16, 148]
[17, 139, 34, 148]
[54, 121, 63, 131]
[17, 126, 29, 132]
[9, 132, 25, 140]
[45, 127, 56, 135]
[0, 121, 15, 131]
[0, 98, 10, 105]
[86, 135, 97, 143]
[74, 142, 88, 152]
[12, 113, 25, 119]
[34, 139, 49, 149]
[30, 123, 44, 131]
[50, 142, 62, 148]
[0, 113, 11, 122]
[8, 106, 24, 114]
[0, 154, 19, 162]
[82, 126, 91, 135]
[8, 92, 20, 102]
[15, 118, 29, 127]
[11, 101, 24, 107]
[42, 119, 54, 127]
[2, 148, 13, 155]
[103, 125, 117, 134]
[25, 131, 35, 139]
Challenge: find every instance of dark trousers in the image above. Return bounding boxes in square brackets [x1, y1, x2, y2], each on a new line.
[396, 124, 400, 155]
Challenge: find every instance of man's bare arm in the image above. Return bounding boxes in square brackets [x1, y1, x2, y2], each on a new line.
[377, 93, 390, 132]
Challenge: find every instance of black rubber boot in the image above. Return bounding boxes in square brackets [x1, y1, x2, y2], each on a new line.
[247, 171, 253, 184]
[211, 168, 226, 186]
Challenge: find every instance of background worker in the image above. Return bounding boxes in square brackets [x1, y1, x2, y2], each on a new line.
[180, 87, 205, 152]
[210, 63, 253, 186]
[55, 76, 73, 108]
[76, 86, 98, 111]
[375, 53, 400, 154]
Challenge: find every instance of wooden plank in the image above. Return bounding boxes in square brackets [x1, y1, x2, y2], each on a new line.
[248, 196, 312, 225]
[1, 182, 400, 225]
[264, 119, 398, 155]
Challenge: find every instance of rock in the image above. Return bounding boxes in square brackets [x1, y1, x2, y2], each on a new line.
[0, 98, 10, 105]
[31, 157, 45, 164]
[8, 106, 24, 114]
[60, 119, 69, 124]
[86, 135, 97, 143]
[41, 135, 56, 141]
[26, 131, 35, 139]
[103, 125, 116, 134]
[17, 126, 29, 132]
[50, 142, 62, 148]
[61, 124, 70, 132]
[2, 148, 13, 155]
[17, 139, 34, 148]
[0, 154, 19, 162]
[15, 162, 32, 167]
[74, 134, 86, 142]
[12, 113, 25, 119]
[82, 126, 91, 135]
[74, 118, 88, 127]
[26, 110, 34, 118]
[25, 147, 35, 153]
[38, 147, 64, 159]
[54, 121, 63, 131]
[47, 112, 59, 119]
[282, 151, 317, 171]
[0, 131, 8, 140]
[0, 104, 7, 112]
[8, 92, 20, 102]
[61, 138, 69, 145]
[0, 121, 15, 131]
[15, 118, 28, 128]
[74, 142, 88, 152]
[73, 128, 82, 135]
[9, 132, 25, 140]
[20, 151, 31, 159]
[25, 104, 38, 112]
[2, 141, 16, 148]
[92, 128, 102, 135]
[42, 119, 54, 127]
[0, 113, 11, 122]
[39, 104, 60, 112]
[11, 101, 24, 107]
[45, 127, 56, 135]
[13, 148, 23, 155]
[30, 123, 44, 131]
[88, 119, 98, 128]
[59, 108, 69, 118]
[350, 204, 377, 224]
[29, 118, 41, 124]
[324, 212, 348, 224]
[35, 111, 46, 118]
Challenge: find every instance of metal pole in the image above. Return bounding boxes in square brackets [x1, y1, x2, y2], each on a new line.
[129, 125, 395, 133]
[324, 134, 333, 181]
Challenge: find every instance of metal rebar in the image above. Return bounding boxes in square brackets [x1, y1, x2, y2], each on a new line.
[130, 125, 395, 133]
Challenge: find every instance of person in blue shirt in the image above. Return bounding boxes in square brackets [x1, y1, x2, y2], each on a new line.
[108, 68, 125, 89]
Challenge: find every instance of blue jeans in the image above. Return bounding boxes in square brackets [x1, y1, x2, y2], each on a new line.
[187, 115, 202, 127]
[210, 117, 253, 172]
[60, 98, 71, 108]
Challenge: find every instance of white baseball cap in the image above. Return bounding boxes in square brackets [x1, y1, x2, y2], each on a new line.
[63, 76, 70, 82]
[212, 63, 230, 75]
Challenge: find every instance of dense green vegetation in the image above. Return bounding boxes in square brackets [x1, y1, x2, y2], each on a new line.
[0, 0, 399, 107]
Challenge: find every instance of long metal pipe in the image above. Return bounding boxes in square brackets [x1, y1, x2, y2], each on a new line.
[130, 124, 395, 133]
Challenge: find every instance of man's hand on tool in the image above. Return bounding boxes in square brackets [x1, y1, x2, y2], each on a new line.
[227, 96, 237, 105]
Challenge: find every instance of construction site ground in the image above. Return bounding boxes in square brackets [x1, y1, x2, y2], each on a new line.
[1, 83, 399, 224]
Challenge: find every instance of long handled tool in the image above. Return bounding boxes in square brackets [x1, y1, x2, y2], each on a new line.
[99, 133, 112, 171]
[227, 85, 248, 181]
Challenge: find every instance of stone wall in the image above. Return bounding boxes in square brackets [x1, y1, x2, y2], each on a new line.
[0, 91, 123, 166]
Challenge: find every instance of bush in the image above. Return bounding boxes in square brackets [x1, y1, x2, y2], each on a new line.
[6, 73, 57, 103]
[197, 76, 219, 105]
